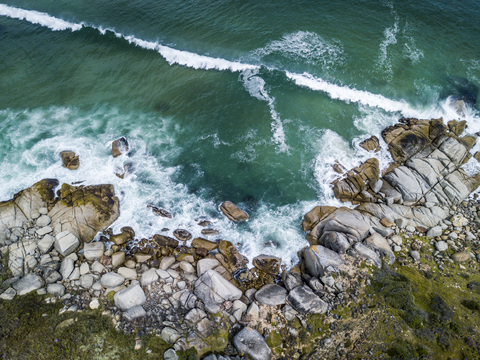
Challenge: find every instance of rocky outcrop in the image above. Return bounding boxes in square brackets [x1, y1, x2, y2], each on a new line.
[60, 151, 80, 170]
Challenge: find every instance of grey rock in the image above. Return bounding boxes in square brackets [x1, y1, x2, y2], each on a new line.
[43, 269, 62, 284]
[36, 226, 53, 236]
[364, 233, 395, 265]
[59, 258, 75, 279]
[13, 274, 44, 296]
[184, 308, 207, 326]
[254, 284, 287, 306]
[117, 267, 137, 280]
[281, 271, 303, 291]
[233, 327, 272, 360]
[303, 245, 344, 277]
[101, 272, 125, 288]
[435, 241, 448, 252]
[159, 256, 175, 270]
[321, 231, 350, 254]
[194, 269, 242, 313]
[38, 234, 55, 254]
[91, 260, 106, 274]
[47, 283, 65, 297]
[83, 242, 105, 260]
[395, 218, 408, 228]
[197, 258, 220, 276]
[54, 231, 80, 257]
[0, 287, 16, 300]
[232, 299, 248, 321]
[161, 327, 181, 344]
[163, 348, 179, 360]
[140, 268, 159, 286]
[287, 286, 328, 314]
[409, 250, 420, 261]
[114, 284, 146, 311]
[123, 305, 146, 321]
[36, 215, 51, 227]
[427, 226, 443, 238]
[354, 243, 382, 267]
[80, 274, 94, 289]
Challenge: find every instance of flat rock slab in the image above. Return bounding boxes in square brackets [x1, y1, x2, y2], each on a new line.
[114, 284, 146, 311]
[233, 327, 272, 360]
[255, 284, 287, 306]
[287, 286, 328, 314]
[194, 269, 242, 313]
[13, 274, 44, 296]
[220, 201, 249, 222]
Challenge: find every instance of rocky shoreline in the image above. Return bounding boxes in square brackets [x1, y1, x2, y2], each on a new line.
[1, 118, 480, 359]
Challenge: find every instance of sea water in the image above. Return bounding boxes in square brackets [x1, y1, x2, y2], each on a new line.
[0, 1, 479, 265]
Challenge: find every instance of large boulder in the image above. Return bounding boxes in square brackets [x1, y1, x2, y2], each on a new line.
[194, 270, 242, 313]
[13, 274, 44, 296]
[49, 183, 119, 243]
[60, 151, 80, 170]
[233, 327, 272, 360]
[218, 240, 248, 272]
[254, 284, 287, 306]
[220, 201, 249, 222]
[54, 231, 80, 257]
[287, 285, 328, 314]
[114, 284, 146, 311]
[252, 255, 281, 276]
[303, 245, 344, 277]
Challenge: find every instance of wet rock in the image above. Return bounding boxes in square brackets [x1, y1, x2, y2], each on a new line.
[173, 229, 192, 241]
[302, 206, 337, 232]
[200, 228, 219, 235]
[114, 284, 146, 311]
[254, 284, 287, 306]
[233, 327, 272, 360]
[191, 237, 218, 251]
[153, 234, 179, 249]
[252, 255, 282, 275]
[220, 201, 249, 222]
[112, 137, 129, 157]
[359, 135, 381, 152]
[147, 204, 172, 218]
[110, 226, 135, 245]
[303, 245, 344, 277]
[218, 240, 248, 272]
[60, 151, 80, 170]
[49, 183, 120, 243]
[194, 269, 242, 313]
[287, 285, 328, 314]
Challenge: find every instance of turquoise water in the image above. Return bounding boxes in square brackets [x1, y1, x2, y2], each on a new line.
[1, 1, 479, 264]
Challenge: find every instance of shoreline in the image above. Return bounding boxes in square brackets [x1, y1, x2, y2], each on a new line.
[1, 116, 480, 359]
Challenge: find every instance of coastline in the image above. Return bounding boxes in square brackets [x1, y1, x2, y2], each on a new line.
[1, 116, 480, 359]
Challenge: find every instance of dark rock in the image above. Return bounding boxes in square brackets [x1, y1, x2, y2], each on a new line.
[110, 226, 135, 245]
[218, 240, 248, 272]
[303, 245, 344, 277]
[173, 229, 192, 241]
[60, 151, 80, 170]
[112, 137, 129, 157]
[191, 238, 218, 251]
[201, 228, 219, 235]
[252, 255, 281, 276]
[152, 234, 179, 249]
[359, 135, 381, 152]
[147, 204, 172, 218]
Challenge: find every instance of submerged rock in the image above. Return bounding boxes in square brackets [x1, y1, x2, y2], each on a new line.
[112, 137, 129, 157]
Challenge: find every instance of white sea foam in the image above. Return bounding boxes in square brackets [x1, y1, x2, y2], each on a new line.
[251, 30, 345, 68]
[241, 69, 289, 153]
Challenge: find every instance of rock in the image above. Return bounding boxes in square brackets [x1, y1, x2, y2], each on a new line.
[134, 253, 151, 263]
[450, 214, 468, 227]
[0, 287, 16, 300]
[43, 269, 62, 284]
[197, 258, 220, 276]
[179, 261, 195, 274]
[359, 135, 381, 152]
[117, 267, 137, 280]
[194, 270, 242, 313]
[163, 348, 179, 360]
[246, 302, 260, 320]
[427, 226, 443, 238]
[47, 283, 65, 297]
[320, 231, 350, 254]
[218, 240, 248, 272]
[147, 204, 172, 218]
[60, 258, 74, 279]
[287, 285, 328, 314]
[38, 234, 55, 254]
[173, 229, 192, 241]
[54, 231, 80, 257]
[451, 251, 471, 263]
[49, 183, 120, 243]
[60, 151, 80, 170]
[159, 256, 176, 270]
[83, 242, 105, 260]
[254, 284, 287, 306]
[153, 234, 179, 249]
[201, 228, 219, 235]
[354, 243, 382, 267]
[302, 206, 337, 232]
[302, 245, 344, 277]
[140, 268, 159, 286]
[13, 274, 44, 296]
[114, 284, 146, 311]
[332, 159, 380, 203]
[435, 241, 448, 252]
[36, 226, 53, 236]
[111, 251, 125, 267]
[161, 327, 181, 344]
[101, 272, 125, 288]
[89, 299, 100, 309]
[192, 238, 218, 251]
[80, 274, 94, 289]
[233, 327, 272, 360]
[112, 137, 129, 157]
[36, 215, 51, 227]
[91, 260, 106, 274]
[220, 201, 249, 222]
[364, 233, 395, 265]
[252, 255, 282, 275]
[232, 299, 248, 321]
[123, 305, 146, 321]
[110, 227, 135, 245]
[409, 250, 420, 261]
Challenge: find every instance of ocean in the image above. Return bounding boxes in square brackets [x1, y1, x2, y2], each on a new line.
[1, 0, 479, 265]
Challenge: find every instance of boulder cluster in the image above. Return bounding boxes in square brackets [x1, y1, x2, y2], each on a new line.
[2, 119, 480, 359]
